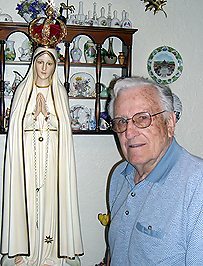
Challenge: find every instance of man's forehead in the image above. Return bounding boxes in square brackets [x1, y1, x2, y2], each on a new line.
[118, 86, 159, 102]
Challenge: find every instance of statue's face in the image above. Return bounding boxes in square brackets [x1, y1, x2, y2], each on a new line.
[35, 52, 56, 85]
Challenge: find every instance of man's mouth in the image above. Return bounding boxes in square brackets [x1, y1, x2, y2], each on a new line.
[129, 143, 146, 148]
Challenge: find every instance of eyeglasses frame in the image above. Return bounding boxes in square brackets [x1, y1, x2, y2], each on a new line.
[110, 110, 166, 133]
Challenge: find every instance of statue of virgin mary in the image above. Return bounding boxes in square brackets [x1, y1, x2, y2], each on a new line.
[0, 4, 84, 265]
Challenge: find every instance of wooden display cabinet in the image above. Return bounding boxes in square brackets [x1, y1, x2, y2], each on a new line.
[0, 22, 138, 134]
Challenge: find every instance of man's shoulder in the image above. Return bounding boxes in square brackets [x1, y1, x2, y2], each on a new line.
[108, 160, 129, 202]
[111, 160, 129, 175]
[176, 146, 203, 188]
[180, 145, 203, 169]
[109, 160, 128, 185]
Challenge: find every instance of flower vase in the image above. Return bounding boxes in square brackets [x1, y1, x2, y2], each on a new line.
[104, 38, 117, 64]
[89, 108, 96, 130]
[121, 11, 132, 28]
[22, 13, 33, 23]
[98, 7, 108, 27]
[70, 36, 82, 63]
[107, 3, 112, 26]
[5, 40, 16, 61]
[111, 10, 120, 27]
[92, 2, 99, 26]
[84, 40, 96, 63]
[12, 71, 23, 92]
[101, 48, 108, 63]
[76, 1, 85, 25]
[118, 52, 125, 65]
[21, 10, 46, 23]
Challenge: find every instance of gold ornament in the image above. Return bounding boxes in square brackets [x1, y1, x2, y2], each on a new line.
[29, 2, 67, 48]
[141, 0, 167, 17]
[98, 213, 110, 226]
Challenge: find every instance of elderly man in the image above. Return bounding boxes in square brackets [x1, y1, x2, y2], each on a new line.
[107, 76, 203, 265]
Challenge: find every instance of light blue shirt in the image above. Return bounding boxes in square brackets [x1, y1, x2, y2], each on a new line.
[108, 138, 203, 265]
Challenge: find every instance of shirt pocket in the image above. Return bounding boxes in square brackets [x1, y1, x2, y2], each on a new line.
[136, 221, 164, 239]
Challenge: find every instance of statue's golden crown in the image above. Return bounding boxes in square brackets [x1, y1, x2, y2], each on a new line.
[29, 4, 67, 48]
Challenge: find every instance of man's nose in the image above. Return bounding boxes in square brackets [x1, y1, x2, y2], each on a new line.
[125, 120, 140, 139]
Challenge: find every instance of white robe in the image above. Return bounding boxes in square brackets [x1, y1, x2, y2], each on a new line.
[24, 86, 59, 265]
[0, 48, 84, 265]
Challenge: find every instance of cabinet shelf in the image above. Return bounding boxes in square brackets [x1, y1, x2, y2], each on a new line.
[69, 62, 128, 68]
[5, 60, 31, 65]
[0, 129, 113, 135]
[0, 22, 138, 134]
[6, 61, 127, 67]
[72, 129, 113, 135]
[69, 96, 108, 100]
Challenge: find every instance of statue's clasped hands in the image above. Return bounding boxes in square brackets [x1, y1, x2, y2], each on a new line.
[33, 92, 49, 120]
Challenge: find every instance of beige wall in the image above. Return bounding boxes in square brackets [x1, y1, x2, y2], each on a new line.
[0, 0, 203, 265]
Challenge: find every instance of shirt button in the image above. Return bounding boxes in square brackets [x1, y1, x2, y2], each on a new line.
[125, 210, 129, 215]
[131, 192, 135, 197]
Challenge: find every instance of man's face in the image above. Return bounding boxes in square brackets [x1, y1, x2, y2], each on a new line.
[114, 86, 176, 170]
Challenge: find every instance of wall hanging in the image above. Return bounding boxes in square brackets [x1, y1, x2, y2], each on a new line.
[147, 46, 183, 85]
[141, 0, 167, 17]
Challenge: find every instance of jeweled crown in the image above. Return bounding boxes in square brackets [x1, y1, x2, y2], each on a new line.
[29, 3, 67, 48]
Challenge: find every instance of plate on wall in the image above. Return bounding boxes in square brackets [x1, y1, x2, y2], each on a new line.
[147, 46, 183, 84]
[69, 72, 95, 97]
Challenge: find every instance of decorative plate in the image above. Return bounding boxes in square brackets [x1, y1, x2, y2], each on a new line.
[147, 46, 183, 84]
[69, 72, 95, 97]
[70, 105, 91, 130]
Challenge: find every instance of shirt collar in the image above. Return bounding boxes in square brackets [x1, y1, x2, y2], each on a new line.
[121, 138, 182, 184]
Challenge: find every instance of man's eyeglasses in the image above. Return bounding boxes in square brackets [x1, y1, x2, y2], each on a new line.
[110, 110, 166, 133]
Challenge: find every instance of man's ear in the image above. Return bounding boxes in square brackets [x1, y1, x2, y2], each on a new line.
[167, 112, 176, 138]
